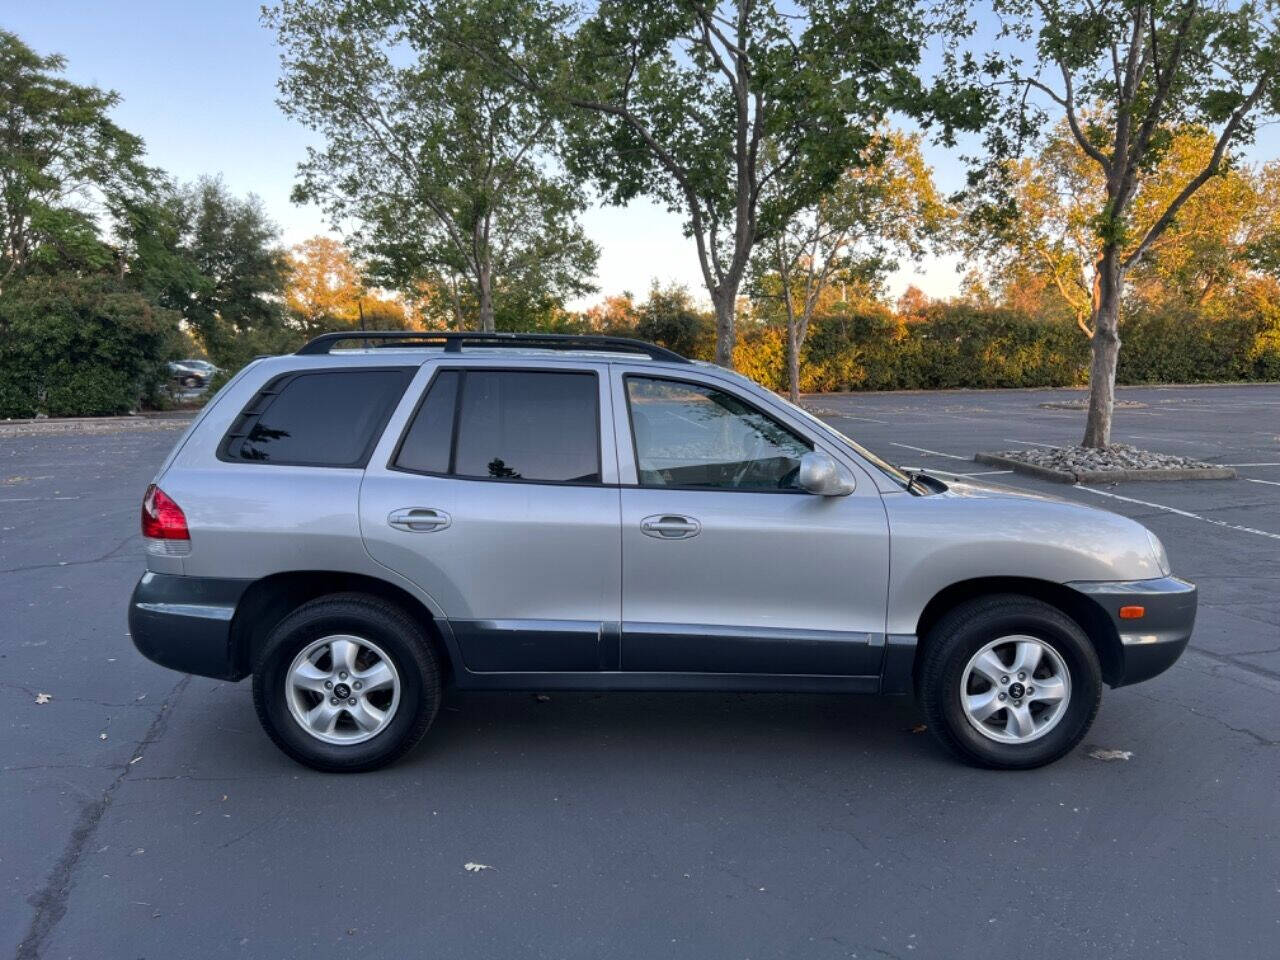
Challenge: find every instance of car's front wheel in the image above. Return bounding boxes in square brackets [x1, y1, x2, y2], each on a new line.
[918, 595, 1102, 769]
[252, 593, 441, 772]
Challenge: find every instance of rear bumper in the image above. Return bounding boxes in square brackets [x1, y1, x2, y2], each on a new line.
[128, 572, 251, 680]
[1067, 576, 1197, 686]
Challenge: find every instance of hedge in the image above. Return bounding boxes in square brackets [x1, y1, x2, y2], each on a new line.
[731, 301, 1280, 393]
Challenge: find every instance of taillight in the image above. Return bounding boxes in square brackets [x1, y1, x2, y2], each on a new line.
[141, 484, 190, 541]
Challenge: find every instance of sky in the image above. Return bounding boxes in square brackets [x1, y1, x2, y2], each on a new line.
[4, 1, 968, 308]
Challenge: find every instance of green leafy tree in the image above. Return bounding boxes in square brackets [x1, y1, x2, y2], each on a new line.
[635, 282, 716, 358]
[462, 0, 980, 366]
[750, 131, 952, 401]
[0, 31, 153, 286]
[965, 0, 1280, 446]
[120, 178, 293, 366]
[265, 0, 599, 333]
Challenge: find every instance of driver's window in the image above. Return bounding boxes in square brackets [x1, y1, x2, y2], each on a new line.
[625, 376, 811, 490]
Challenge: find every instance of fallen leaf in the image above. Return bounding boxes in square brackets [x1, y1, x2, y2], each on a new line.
[35, 692, 52, 704]
[1088, 748, 1133, 762]
[908, 723, 927, 734]
[463, 862, 492, 873]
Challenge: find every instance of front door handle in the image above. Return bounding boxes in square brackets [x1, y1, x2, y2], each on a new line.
[388, 507, 451, 532]
[640, 514, 701, 540]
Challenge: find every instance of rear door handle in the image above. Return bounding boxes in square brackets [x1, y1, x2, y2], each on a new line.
[388, 507, 451, 532]
[640, 514, 701, 540]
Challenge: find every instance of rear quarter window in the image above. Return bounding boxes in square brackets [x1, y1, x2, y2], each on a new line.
[219, 368, 413, 467]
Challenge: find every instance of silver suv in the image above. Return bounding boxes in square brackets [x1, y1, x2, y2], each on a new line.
[129, 331, 1196, 771]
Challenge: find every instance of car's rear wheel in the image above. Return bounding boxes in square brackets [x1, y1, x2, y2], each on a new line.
[252, 593, 441, 772]
[918, 595, 1102, 769]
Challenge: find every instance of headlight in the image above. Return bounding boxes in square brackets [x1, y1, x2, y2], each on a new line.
[1146, 530, 1171, 576]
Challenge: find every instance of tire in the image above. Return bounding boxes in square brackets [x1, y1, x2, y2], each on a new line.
[252, 593, 441, 772]
[181, 375, 201, 388]
[917, 595, 1102, 769]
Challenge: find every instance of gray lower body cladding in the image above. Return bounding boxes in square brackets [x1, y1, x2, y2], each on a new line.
[1066, 576, 1197, 686]
[129, 572, 251, 680]
[128, 573, 1196, 692]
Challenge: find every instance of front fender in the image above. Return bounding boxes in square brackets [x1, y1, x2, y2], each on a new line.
[883, 490, 1164, 635]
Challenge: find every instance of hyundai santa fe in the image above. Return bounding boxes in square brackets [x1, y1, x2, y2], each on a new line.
[128, 331, 1196, 771]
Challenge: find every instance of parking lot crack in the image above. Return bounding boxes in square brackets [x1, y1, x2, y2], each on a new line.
[1129, 689, 1279, 747]
[14, 674, 190, 960]
[0, 534, 139, 576]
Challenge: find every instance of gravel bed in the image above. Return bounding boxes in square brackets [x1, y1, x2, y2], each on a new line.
[990, 443, 1215, 472]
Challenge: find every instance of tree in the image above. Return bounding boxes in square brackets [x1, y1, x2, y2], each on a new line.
[433, 0, 981, 365]
[265, 0, 599, 333]
[285, 235, 416, 334]
[0, 31, 153, 286]
[970, 0, 1280, 447]
[119, 178, 292, 366]
[635, 283, 716, 357]
[750, 131, 951, 401]
[971, 122, 1280, 331]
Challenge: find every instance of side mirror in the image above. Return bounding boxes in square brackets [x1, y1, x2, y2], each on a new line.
[797, 451, 855, 497]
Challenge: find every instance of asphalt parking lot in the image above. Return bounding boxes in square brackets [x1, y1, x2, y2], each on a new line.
[3, 383, 1277, 960]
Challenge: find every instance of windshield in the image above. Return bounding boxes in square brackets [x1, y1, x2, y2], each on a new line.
[772, 394, 915, 490]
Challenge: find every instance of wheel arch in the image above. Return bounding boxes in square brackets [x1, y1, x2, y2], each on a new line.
[229, 570, 455, 682]
[912, 577, 1123, 686]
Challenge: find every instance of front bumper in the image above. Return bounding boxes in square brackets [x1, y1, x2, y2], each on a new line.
[128, 572, 252, 680]
[1067, 576, 1197, 686]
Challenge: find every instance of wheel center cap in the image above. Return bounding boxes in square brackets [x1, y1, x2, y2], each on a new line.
[1008, 681, 1025, 700]
[333, 682, 351, 699]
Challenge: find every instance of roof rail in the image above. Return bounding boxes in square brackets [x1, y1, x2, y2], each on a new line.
[295, 330, 691, 363]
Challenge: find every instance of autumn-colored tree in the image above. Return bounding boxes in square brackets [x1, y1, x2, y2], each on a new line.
[285, 235, 415, 334]
[975, 123, 1280, 332]
[583, 293, 641, 336]
[750, 131, 951, 401]
[967, 0, 1280, 447]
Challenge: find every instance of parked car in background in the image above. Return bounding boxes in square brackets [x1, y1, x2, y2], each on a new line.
[129, 332, 1196, 773]
[167, 361, 206, 389]
[179, 359, 219, 378]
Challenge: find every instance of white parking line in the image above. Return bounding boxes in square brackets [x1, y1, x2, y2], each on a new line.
[888, 442, 968, 460]
[0, 496, 80, 503]
[1226, 462, 1280, 467]
[1075, 486, 1280, 541]
[1244, 478, 1280, 487]
[1001, 438, 1064, 449]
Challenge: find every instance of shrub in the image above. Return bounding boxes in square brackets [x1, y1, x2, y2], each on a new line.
[0, 275, 180, 418]
[731, 298, 1277, 393]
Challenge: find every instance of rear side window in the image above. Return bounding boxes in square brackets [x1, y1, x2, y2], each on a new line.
[220, 368, 412, 467]
[394, 369, 600, 484]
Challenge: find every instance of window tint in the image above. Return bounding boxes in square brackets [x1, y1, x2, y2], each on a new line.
[626, 377, 811, 490]
[223, 369, 410, 467]
[451, 371, 600, 483]
[395, 371, 459, 474]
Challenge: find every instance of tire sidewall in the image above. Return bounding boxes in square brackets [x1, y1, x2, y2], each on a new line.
[933, 604, 1101, 768]
[254, 602, 433, 771]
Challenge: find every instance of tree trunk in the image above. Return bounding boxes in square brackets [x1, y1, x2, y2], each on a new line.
[1082, 251, 1123, 448]
[711, 290, 736, 367]
[477, 261, 495, 333]
[786, 315, 801, 404]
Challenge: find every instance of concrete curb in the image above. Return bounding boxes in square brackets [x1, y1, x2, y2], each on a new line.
[0, 414, 193, 438]
[974, 452, 1237, 484]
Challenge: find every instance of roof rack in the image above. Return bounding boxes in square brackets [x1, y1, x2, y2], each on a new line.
[295, 330, 690, 364]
